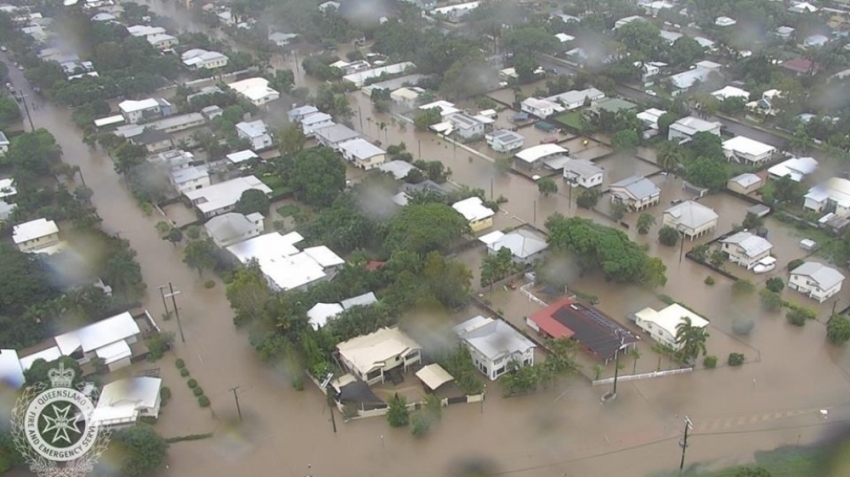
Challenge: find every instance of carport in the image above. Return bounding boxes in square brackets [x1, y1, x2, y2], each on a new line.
[415, 364, 454, 392]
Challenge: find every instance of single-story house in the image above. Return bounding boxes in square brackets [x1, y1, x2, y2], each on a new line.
[789, 262, 845, 303]
[91, 377, 163, 428]
[668, 116, 721, 144]
[485, 129, 524, 153]
[390, 87, 422, 108]
[720, 231, 773, 269]
[314, 123, 361, 149]
[336, 327, 421, 385]
[633, 304, 709, 350]
[609, 175, 661, 211]
[723, 136, 775, 164]
[479, 228, 548, 264]
[562, 159, 604, 188]
[287, 105, 319, 123]
[338, 138, 386, 170]
[636, 108, 666, 138]
[226, 150, 260, 167]
[181, 48, 228, 70]
[204, 212, 264, 248]
[668, 61, 722, 95]
[546, 87, 605, 110]
[768, 157, 818, 182]
[184, 176, 273, 218]
[54, 312, 142, 371]
[454, 315, 536, 381]
[449, 113, 485, 139]
[662, 200, 719, 239]
[227, 78, 280, 107]
[780, 58, 819, 76]
[520, 97, 561, 119]
[727, 173, 764, 195]
[711, 86, 750, 101]
[377, 160, 418, 180]
[514, 144, 569, 171]
[452, 197, 494, 232]
[804, 178, 850, 214]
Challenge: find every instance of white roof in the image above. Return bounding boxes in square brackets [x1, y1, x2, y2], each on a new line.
[54, 312, 140, 355]
[343, 62, 415, 87]
[337, 327, 421, 375]
[341, 292, 378, 309]
[307, 303, 344, 330]
[94, 115, 125, 127]
[791, 262, 845, 290]
[95, 340, 132, 364]
[478, 230, 505, 246]
[715, 16, 736, 26]
[12, 218, 58, 244]
[127, 25, 165, 37]
[729, 173, 761, 187]
[236, 120, 268, 138]
[452, 197, 495, 222]
[454, 315, 535, 361]
[302, 112, 333, 127]
[19, 346, 62, 371]
[228, 232, 303, 262]
[390, 87, 420, 100]
[119, 98, 159, 113]
[635, 303, 708, 340]
[664, 200, 718, 229]
[228, 77, 280, 102]
[0, 178, 16, 199]
[515, 144, 568, 163]
[670, 116, 721, 136]
[720, 231, 773, 258]
[659, 30, 683, 43]
[432, 1, 479, 15]
[806, 178, 850, 208]
[93, 377, 162, 424]
[415, 364, 453, 391]
[147, 33, 177, 45]
[226, 150, 259, 164]
[338, 138, 384, 160]
[522, 97, 559, 111]
[303, 246, 345, 268]
[171, 166, 208, 185]
[377, 160, 417, 180]
[712, 86, 750, 100]
[555, 33, 575, 43]
[0, 350, 24, 389]
[694, 37, 716, 49]
[636, 108, 666, 128]
[489, 229, 548, 259]
[723, 136, 776, 157]
[182, 49, 227, 66]
[563, 159, 604, 179]
[768, 157, 818, 182]
[184, 176, 272, 215]
[205, 213, 258, 243]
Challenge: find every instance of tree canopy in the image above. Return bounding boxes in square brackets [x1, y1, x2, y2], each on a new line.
[101, 425, 169, 477]
[235, 189, 271, 215]
[385, 202, 470, 255]
[289, 147, 346, 207]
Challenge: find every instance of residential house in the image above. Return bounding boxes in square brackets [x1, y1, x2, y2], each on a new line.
[723, 136, 776, 164]
[0, 131, 8, 156]
[789, 262, 845, 302]
[431, 1, 480, 22]
[147, 113, 204, 134]
[775, 26, 795, 40]
[485, 130, 524, 153]
[301, 113, 334, 137]
[147, 33, 178, 50]
[226, 150, 259, 167]
[91, 12, 116, 21]
[609, 176, 661, 211]
[169, 166, 209, 194]
[336, 327, 421, 385]
[118, 98, 171, 124]
[614, 15, 645, 29]
[768, 157, 818, 182]
[268, 32, 299, 47]
[514, 144, 570, 171]
[668, 61, 722, 95]
[452, 197, 494, 232]
[54, 312, 141, 371]
[527, 298, 639, 361]
[803, 34, 829, 49]
[227, 78, 280, 107]
[148, 149, 194, 170]
[338, 138, 386, 170]
[13, 218, 62, 254]
[804, 178, 850, 214]
[132, 129, 173, 153]
[789, 2, 818, 14]
[126, 25, 166, 40]
[633, 304, 709, 350]
[562, 159, 604, 188]
[184, 176, 272, 218]
[287, 105, 319, 123]
[419, 100, 461, 119]
[342, 62, 415, 88]
[0, 178, 15, 203]
[91, 377, 163, 428]
[715, 16, 737, 26]
[0, 200, 16, 223]
[227, 232, 345, 291]
[449, 113, 485, 139]
[454, 316, 535, 381]
[186, 85, 224, 103]
[318, 1, 340, 13]
[659, 30, 683, 44]
[390, 87, 422, 108]
[520, 98, 560, 118]
[780, 58, 819, 76]
[308, 292, 378, 330]
[204, 212, 264, 248]
[711, 86, 750, 101]
[587, 97, 637, 117]
[720, 231, 773, 269]
[662, 200, 719, 239]
[236, 120, 273, 151]
[377, 160, 418, 180]
[555, 33, 575, 43]
[546, 88, 605, 110]
[181, 49, 228, 70]
[637, 108, 666, 138]
[727, 173, 764, 195]
[330, 60, 371, 76]
[314, 123, 361, 149]
[480, 228, 548, 265]
[200, 105, 222, 121]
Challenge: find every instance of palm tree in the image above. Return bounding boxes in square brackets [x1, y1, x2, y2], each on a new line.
[657, 144, 683, 173]
[629, 347, 642, 374]
[675, 317, 709, 365]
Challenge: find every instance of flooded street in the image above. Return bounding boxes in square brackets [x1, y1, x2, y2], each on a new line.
[6, 6, 850, 475]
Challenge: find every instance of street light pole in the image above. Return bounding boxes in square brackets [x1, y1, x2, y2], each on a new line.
[679, 416, 693, 471]
[611, 332, 625, 398]
[678, 230, 685, 263]
[164, 282, 186, 343]
[230, 386, 243, 421]
[157, 285, 170, 319]
[17, 92, 35, 131]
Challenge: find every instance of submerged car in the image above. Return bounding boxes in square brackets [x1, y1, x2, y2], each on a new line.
[752, 256, 777, 274]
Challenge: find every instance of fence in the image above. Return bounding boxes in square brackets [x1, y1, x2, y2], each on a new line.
[591, 367, 692, 386]
[520, 282, 548, 307]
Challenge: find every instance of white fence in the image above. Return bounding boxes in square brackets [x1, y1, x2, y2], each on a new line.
[520, 282, 547, 307]
[591, 367, 693, 386]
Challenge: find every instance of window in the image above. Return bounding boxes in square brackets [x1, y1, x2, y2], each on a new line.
[366, 369, 381, 381]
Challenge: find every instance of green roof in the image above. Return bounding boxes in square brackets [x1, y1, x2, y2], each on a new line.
[590, 97, 637, 114]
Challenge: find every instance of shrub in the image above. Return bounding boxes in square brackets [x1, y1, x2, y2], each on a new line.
[387, 394, 410, 427]
[411, 413, 431, 437]
[175, 358, 185, 369]
[198, 395, 210, 407]
[658, 226, 678, 246]
[180, 368, 190, 377]
[765, 277, 784, 293]
[728, 353, 745, 366]
[732, 319, 755, 336]
[146, 332, 175, 361]
[787, 258, 804, 271]
[704, 276, 715, 286]
[827, 315, 850, 344]
[160, 386, 172, 401]
[786, 307, 815, 326]
[732, 279, 755, 294]
[342, 404, 359, 420]
[187, 379, 198, 388]
[759, 288, 783, 312]
[703, 356, 718, 368]
[193, 387, 204, 396]
[291, 375, 304, 391]
[204, 280, 216, 289]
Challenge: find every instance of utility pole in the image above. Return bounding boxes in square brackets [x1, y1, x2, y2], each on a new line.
[230, 386, 242, 421]
[418, 139, 421, 159]
[327, 392, 337, 433]
[679, 416, 694, 472]
[490, 178, 494, 200]
[17, 92, 35, 131]
[678, 230, 685, 263]
[611, 332, 625, 398]
[157, 285, 170, 319]
[357, 105, 363, 131]
[164, 282, 186, 343]
[533, 200, 537, 225]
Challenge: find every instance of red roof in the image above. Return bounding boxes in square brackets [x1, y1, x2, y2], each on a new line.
[529, 298, 577, 339]
[364, 260, 385, 271]
[781, 58, 819, 74]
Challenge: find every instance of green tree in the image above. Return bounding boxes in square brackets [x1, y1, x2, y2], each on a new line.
[786, 307, 815, 326]
[480, 247, 516, 288]
[684, 157, 728, 191]
[422, 251, 472, 308]
[387, 394, 410, 427]
[733, 279, 755, 294]
[278, 123, 306, 157]
[773, 175, 805, 204]
[414, 107, 442, 131]
[827, 315, 850, 344]
[0, 245, 59, 317]
[0, 96, 21, 129]
[668, 36, 705, 67]
[290, 147, 346, 207]
[24, 357, 83, 388]
[226, 260, 271, 326]
[235, 189, 271, 215]
[689, 132, 724, 160]
[103, 248, 145, 300]
[759, 288, 783, 312]
[611, 129, 639, 151]
[735, 467, 772, 477]
[675, 316, 709, 364]
[164, 227, 183, 247]
[385, 202, 470, 255]
[576, 187, 601, 209]
[183, 239, 217, 278]
[537, 177, 558, 196]
[656, 142, 684, 172]
[765, 277, 784, 293]
[113, 141, 147, 176]
[503, 27, 559, 55]
[629, 346, 641, 373]
[658, 226, 678, 246]
[636, 213, 656, 234]
[104, 425, 169, 477]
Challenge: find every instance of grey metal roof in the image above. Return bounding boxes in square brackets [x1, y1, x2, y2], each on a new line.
[450, 112, 482, 129]
[562, 159, 603, 179]
[489, 129, 523, 143]
[664, 200, 718, 229]
[315, 123, 361, 144]
[720, 231, 772, 258]
[340, 292, 378, 309]
[610, 175, 660, 200]
[490, 229, 548, 259]
[377, 160, 417, 180]
[791, 262, 845, 290]
[453, 315, 535, 361]
[204, 213, 255, 243]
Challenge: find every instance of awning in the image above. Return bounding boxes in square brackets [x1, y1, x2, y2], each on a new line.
[415, 364, 454, 391]
[338, 381, 384, 404]
[95, 340, 132, 365]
